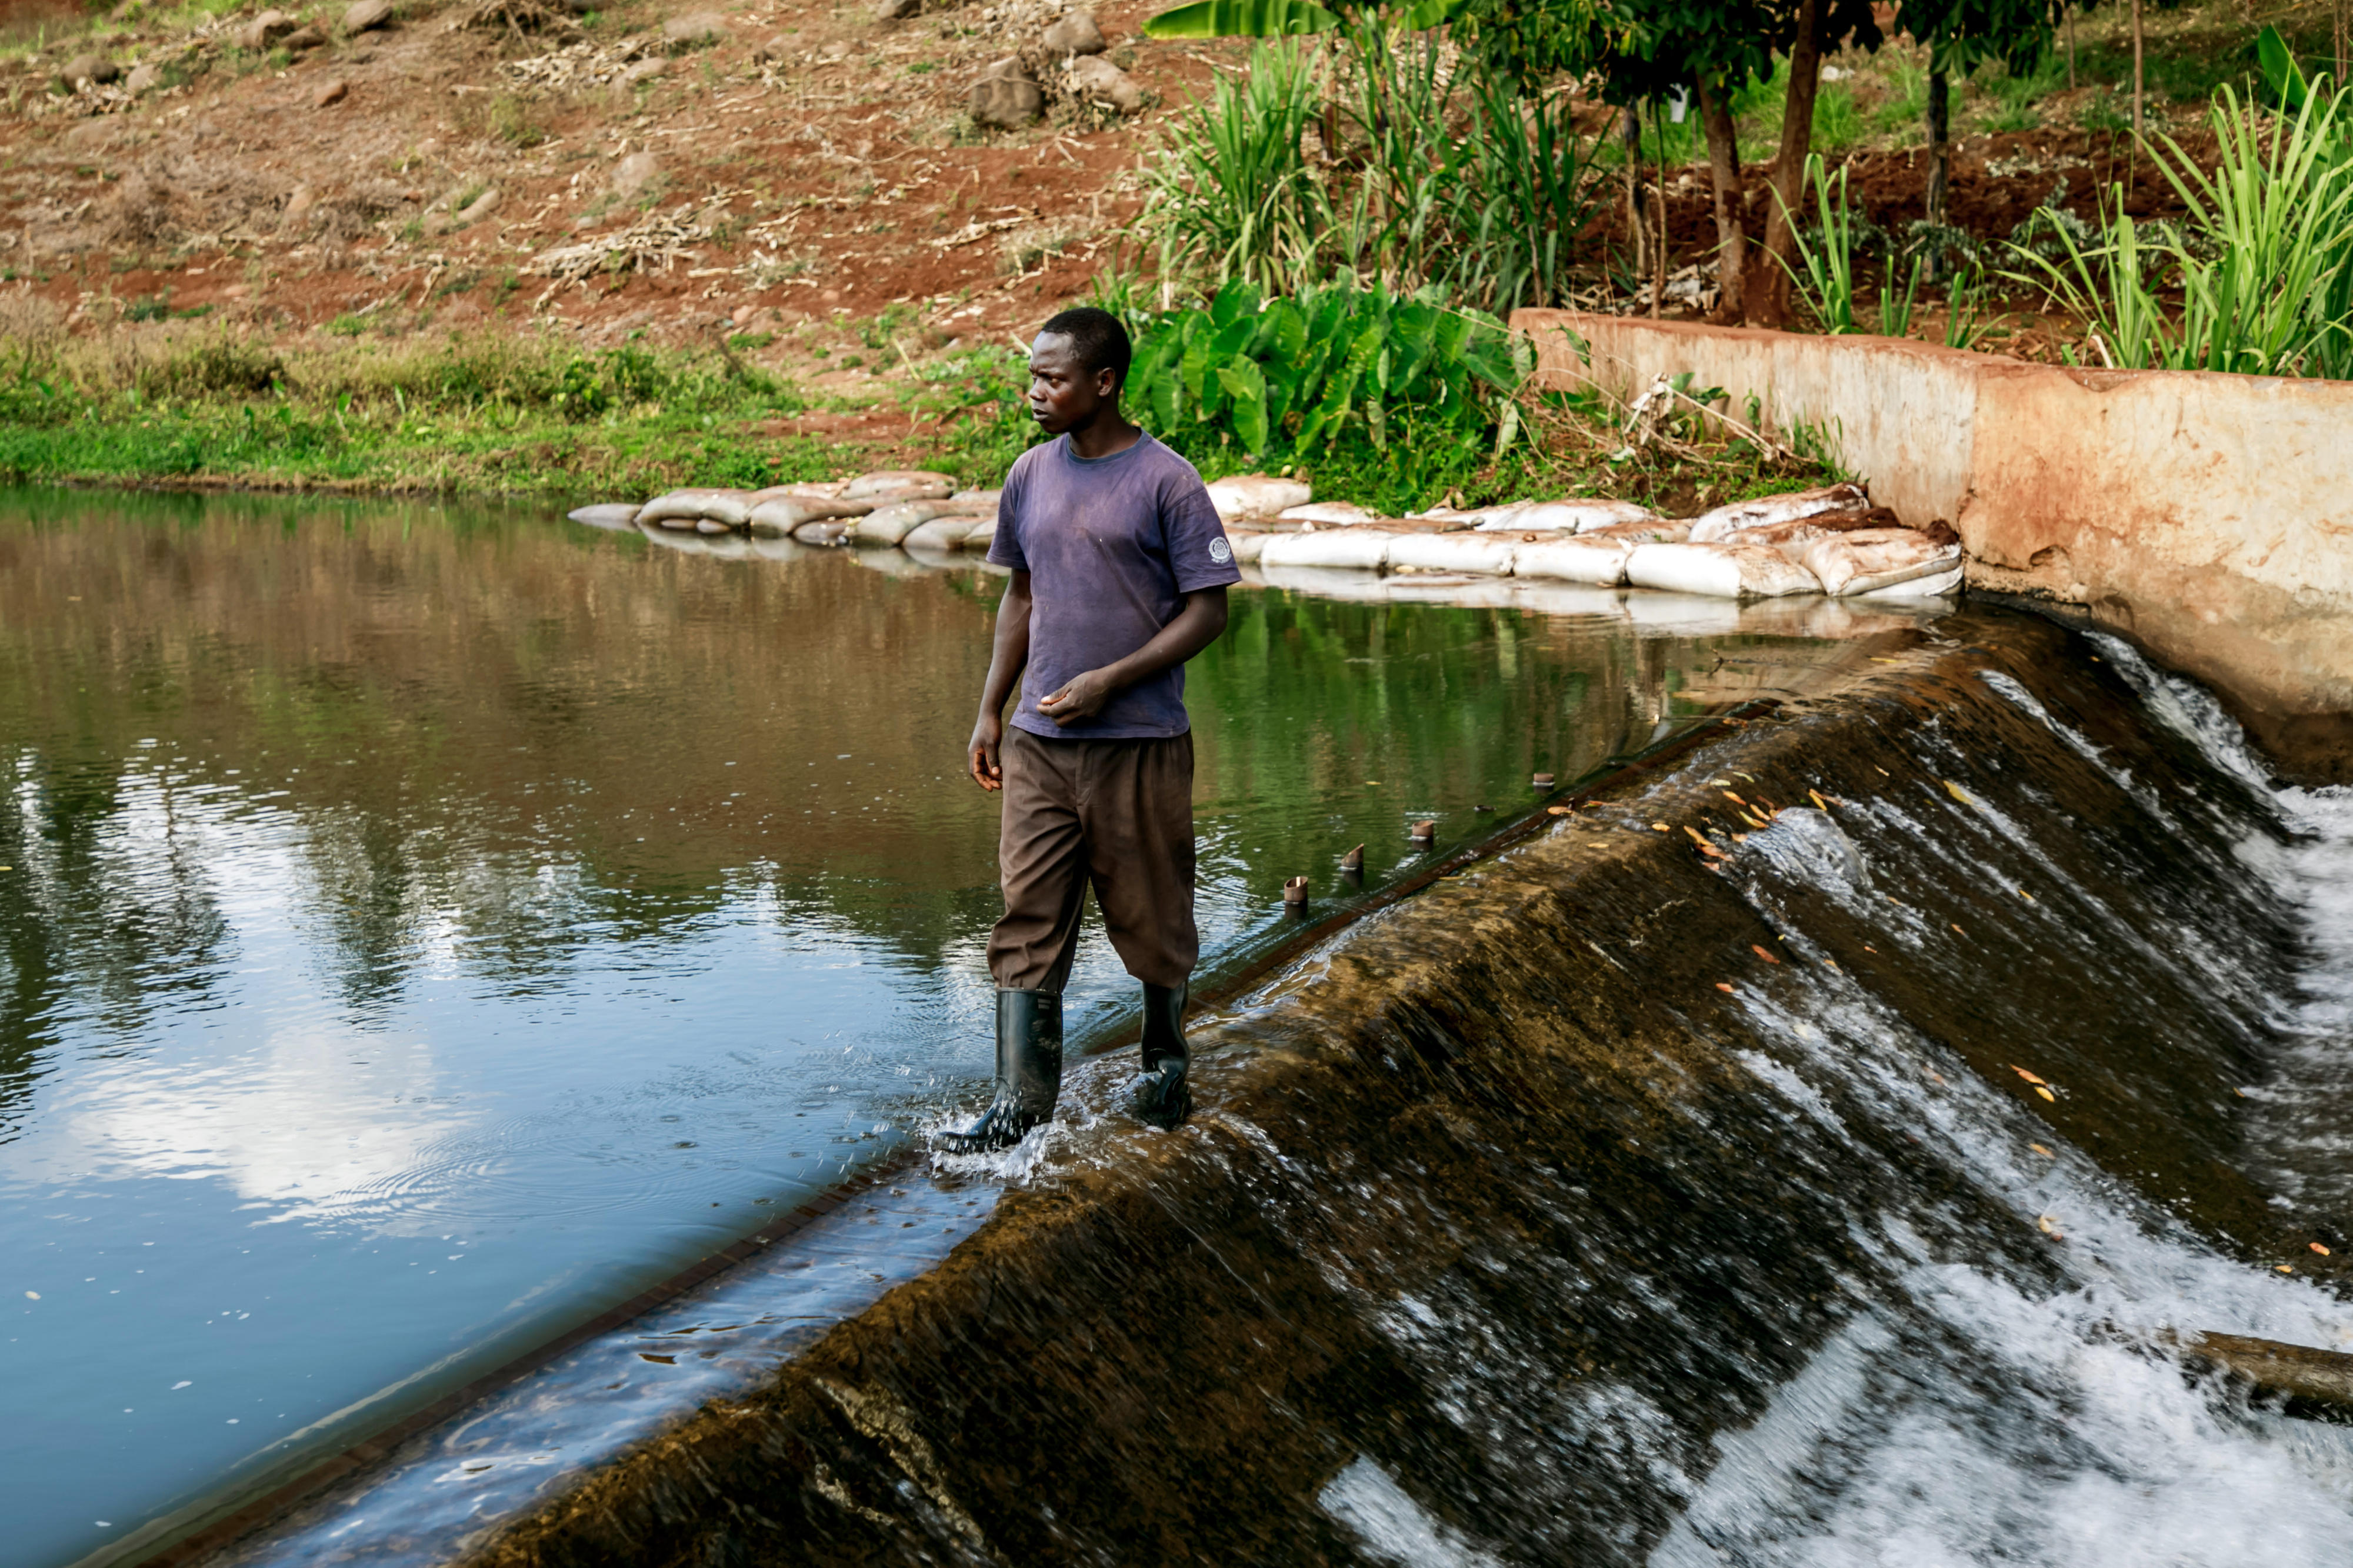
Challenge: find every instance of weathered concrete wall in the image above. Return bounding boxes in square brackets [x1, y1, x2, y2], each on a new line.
[1516, 310, 2353, 780]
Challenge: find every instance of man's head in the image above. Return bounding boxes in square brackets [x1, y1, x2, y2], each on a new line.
[1026, 307, 1132, 436]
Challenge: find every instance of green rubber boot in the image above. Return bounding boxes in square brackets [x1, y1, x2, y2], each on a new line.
[938, 989, 1063, 1153]
[1129, 981, 1192, 1130]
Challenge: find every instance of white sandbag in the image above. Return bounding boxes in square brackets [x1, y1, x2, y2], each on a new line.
[748, 483, 868, 513]
[1225, 530, 1270, 564]
[841, 469, 955, 502]
[794, 519, 856, 546]
[1386, 532, 1519, 575]
[638, 488, 759, 528]
[1686, 482, 1872, 543]
[1509, 581, 1631, 620]
[1515, 535, 1635, 585]
[1478, 498, 1659, 533]
[950, 487, 1002, 508]
[904, 516, 978, 551]
[853, 500, 952, 546]
[1799, 528, 1964, 597]
[1278, 502, 1384, 528]
[1857, 563, 1963, 600]
[958, 515, 1001, 551]
[1259, 529, 1394, 571]
[1207, 474, 1312, 521]
[1626, 542, 1825, 599]
[1258, 563, 1392, 602]
[748, 492, 872, 537]
[567, 502, 641, 529]
[695, 519, 732, 535]
[1411, 501, 1527, 528]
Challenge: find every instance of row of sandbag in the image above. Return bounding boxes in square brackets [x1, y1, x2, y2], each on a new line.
[1218, 483, 1962, 599]
[566, 471, 1005, 551]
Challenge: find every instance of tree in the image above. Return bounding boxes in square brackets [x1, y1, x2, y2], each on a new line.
[1894, 0, 2057, 278]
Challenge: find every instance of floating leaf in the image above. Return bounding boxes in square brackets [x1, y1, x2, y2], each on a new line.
[1943, 780, 1975, 805]
[2030, 1143, 2054, 1157]
[2037, 1214, 2065, 1239]
[1751, 944, 1781, 965]
[2278, 1264, 2297, 1273]
[1951, 923, 1967, 936]
[1808, 790, 1829, 810]
[2314, 1242, 2334, 1256]
[2013, 1066, 2047, 1085]
[1651, 822, 1669, 832]
[2035, 1086, 2056, 1102]
[1714, 982, 1734, 994]
[1722, 791, 1748, 808]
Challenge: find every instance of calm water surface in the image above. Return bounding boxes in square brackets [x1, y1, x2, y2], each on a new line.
[0, 490, 1911, 1564]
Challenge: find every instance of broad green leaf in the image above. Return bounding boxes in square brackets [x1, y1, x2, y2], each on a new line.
[1217, 361, 1268, 452]
[1142, 0, 1340, 38]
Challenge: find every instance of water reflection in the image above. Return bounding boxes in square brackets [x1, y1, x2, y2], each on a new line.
[0, 488, 1922, 1566]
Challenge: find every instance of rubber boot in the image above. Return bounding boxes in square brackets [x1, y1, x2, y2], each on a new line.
[938, 989, 1063, 1153]
[1128, 980, 1192, 1130]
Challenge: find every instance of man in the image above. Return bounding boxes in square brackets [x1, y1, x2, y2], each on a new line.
[941, 306, 1239, 1152]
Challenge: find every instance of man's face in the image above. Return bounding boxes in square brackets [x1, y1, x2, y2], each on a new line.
[1025, 332, 1109, 435]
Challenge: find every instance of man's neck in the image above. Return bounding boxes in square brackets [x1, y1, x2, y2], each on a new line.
[1066, 410, 1143, 461]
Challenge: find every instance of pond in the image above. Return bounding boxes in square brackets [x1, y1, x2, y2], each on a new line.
[0, 489, 1928, 1566]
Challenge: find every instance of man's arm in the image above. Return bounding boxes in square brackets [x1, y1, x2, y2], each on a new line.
[1035, 585, 1228, 727]
[968, 571, 1034, 792]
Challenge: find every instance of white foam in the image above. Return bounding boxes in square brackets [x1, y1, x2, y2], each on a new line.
[1321, 1457, 1510, 1568]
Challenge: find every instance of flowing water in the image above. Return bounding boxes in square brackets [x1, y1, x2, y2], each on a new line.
[0, 490, 1925, 1567]
[221, 601, 2353, 1568]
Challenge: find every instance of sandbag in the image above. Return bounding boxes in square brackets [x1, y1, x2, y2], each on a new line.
[794, 519, 856, 546]
[1478, 498, 1658, 533]
[904, 516, 978, 551]
[1857, 563, 1963, 599]
[958, 515, 1001, 551]
[566, 502, 641, 530]
[1800, 527, 1964, 597]
[1727, 508, 1907, 560]
[1514, 535, 1637, 585]
[748, 492, 871, 537]
[1625, 541, 1825, 598]
[638, 488, 759, 528]
[951, 487, 1002, 509]
[1225, 530, 1270, 564]
[1258, 529, 1394, 571]
[1687, 482, 1872, 543]
[1207, 473, 1312, 521]
[1278, 502, 1384, 528]
[1410, 501, 1528, 528]
[853, 500, 952, 546]
[1386, 532, 1519, 575]
[841, 469, 955, 502]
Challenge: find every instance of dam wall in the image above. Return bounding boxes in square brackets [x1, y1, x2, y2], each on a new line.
[1512, 309, 2353, 781]
[334, 610, 2353, 1568]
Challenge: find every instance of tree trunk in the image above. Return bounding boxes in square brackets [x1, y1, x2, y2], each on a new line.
[2065, 4, 2077, 91]
[2131, 0, 2145, 138]
[1696, 76, 1746, 321]
[1924, 65, 1949, 282]
[1747, 0, 1826, 326]
[1622, 104, 1648, 286]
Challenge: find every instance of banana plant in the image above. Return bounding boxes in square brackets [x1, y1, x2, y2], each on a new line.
[1142, 0, 1461, 41]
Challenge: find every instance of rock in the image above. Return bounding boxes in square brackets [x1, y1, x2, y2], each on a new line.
[567, 502, 642, 529]
[1387, 532, 1521, 575]
[1041, 10, 1105, 53]
[280, 184, 316, 228]
[1259, 529, 1394, 571]
[841, 469, 955, 502]
[314, 78, 348, 106]
[453, 187, 499, 226]
[662, 10, 729, 46]
[1685, 482, 1871, 543]
[344, 0, 394, 32]
[969, 72, 1042, 128]
[619, 56, 668, 85]
[979, 55, 1028, 80]
[872, 0, 922, 19]
[1206, 474, 1311, 521]
[123, 62, 162, 96]
[60, 53, 118, 85]
[236, 9, 296, 50]
[1799, 528, 1962, 598]
[281, 23, 327, 51]
[609, 151, 661, 197]
[1066, 54, 1141, 114]
[1624, 542, 1824, 599]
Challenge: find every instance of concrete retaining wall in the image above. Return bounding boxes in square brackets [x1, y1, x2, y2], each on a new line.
[1514, 310, 2353, 780]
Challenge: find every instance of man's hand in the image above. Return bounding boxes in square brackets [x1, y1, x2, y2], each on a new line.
[968, 711, 1004, 791]
[1036, 668, 1115, 726]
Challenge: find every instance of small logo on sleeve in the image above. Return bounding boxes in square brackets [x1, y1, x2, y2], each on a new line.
[1209, 536, 1233, 564]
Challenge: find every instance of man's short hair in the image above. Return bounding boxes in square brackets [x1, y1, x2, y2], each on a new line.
[1039, 306, 1132, 392]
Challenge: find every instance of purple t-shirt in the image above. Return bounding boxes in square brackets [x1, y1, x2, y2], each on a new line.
[988, 432, 1239, 740]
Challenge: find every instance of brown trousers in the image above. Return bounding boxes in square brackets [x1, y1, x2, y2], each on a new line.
[989, 727, 1199, 993]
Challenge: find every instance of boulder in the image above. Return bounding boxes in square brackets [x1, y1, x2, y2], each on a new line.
[280, 23, 327, 51]
[236, 9, 296, 50]
[1386, 532, 1521, 576]
[566, 502, 641, 529]
[620, 56, 668, 84]
[609, 151, 661, 198]
[1259, 529, 1394, 571]
[1206, 473, 1311, 521]
[969, 72, 1042, 128]
[313, 77, 348, 106]
[1041, 9, 1105, 52]
[662, 11, 729, 46]
[60, 52, 119, 84]
[1066, 54, 1141, 114]
[1799, 528, 1963, 598]
[123, 61, 162, 96]
[874, 0, 922, 18]
[1624, 542, 1824, 599]
[854, 500, 952, 545]
[343, 0, 394, 33]
[452, 187, 499, 226]
[979, 55, 1028, 79]
[841, 469, 955, 502]
[1685, 482, 1871, 543]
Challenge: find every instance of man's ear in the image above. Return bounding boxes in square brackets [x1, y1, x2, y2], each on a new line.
[1097, 367, 1120, 401]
